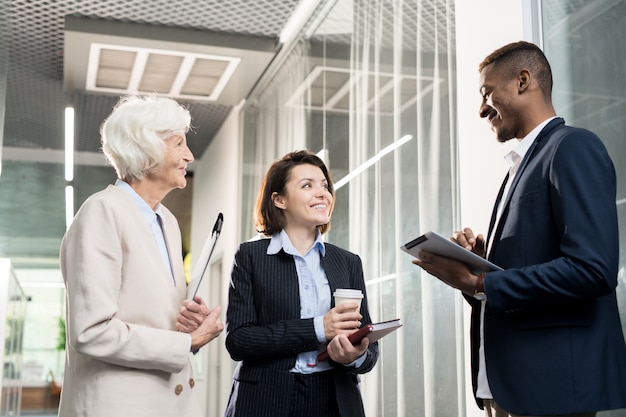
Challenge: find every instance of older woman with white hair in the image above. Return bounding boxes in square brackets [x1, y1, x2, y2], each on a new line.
[59, 95, 223, 417]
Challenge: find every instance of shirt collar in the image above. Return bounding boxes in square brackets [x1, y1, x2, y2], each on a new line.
[504, 116, 557, 169]
[115, 179, 164, 224]
[267, 229, 326, 257]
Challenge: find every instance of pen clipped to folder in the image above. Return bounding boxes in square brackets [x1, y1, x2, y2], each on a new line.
[186, 212, 223, 300]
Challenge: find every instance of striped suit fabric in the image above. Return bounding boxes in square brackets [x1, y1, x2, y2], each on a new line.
[224, 238, 379, 417]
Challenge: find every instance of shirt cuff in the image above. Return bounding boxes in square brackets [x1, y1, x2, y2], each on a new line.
[348, 353, 367, 368]
[314, 316, 326, 343]
[186, 333, 196, 354]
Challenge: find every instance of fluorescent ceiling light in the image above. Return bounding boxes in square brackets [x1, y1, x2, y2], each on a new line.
[304, 0, 353, 38]
[334, 135, 413, 190]
[279, 0, 322, 45]
[65, 107, 74, 182]
[316, 148, 329, 166]
[19, 282, 66, 289]
[0, 258, 11, 281]
[65, 185, 74, 229]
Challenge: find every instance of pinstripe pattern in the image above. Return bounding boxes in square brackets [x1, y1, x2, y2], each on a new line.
[224, 238, 379, 417]
[289, 372, 340, 417]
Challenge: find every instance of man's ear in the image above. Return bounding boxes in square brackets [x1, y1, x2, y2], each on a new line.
[518, 69, 531, 93]
[272, 192, 286, 209]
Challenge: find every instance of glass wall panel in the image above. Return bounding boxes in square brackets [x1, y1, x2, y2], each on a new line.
[240, 1, 460, 415]
[239, 42, 311, 242]
[542, 1, 626, 416]
[1, 260, 26, 417]
[20, 283, 65, 382]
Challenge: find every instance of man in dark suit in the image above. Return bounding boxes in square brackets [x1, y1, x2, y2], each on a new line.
[413, 41, 626, 417]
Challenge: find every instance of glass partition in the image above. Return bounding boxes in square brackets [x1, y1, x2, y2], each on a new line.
[17, 269, 66, 384]
[1, 259, 27, 417]
[236, 1, 626, 415]
[241, 1, 460, 415]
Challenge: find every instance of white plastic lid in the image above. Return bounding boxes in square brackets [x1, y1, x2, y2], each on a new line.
[333, 288, 363, 298]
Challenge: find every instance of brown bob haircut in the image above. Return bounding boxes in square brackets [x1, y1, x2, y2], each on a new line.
[255, 150, 335, 237]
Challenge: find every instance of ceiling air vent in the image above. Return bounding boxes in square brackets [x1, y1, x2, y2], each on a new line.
[86, 43, 241, 101]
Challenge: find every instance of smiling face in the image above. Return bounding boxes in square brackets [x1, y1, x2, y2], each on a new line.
[272, 163, 333, 233]
[478, 63, 524, 143]
[147, 133, 194, 192]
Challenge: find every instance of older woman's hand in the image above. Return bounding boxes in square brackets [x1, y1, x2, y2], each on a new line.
[188, 305, 224, 351]
[177, 296, 224, 350]
[176, 296, 211, 332]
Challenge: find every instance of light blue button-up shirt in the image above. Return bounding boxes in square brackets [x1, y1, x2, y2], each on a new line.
[115, 180, 191, 350]
[267, 230, 333, 373]
[115, 179, 174, 283]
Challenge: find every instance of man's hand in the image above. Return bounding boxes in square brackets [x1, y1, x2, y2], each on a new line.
[452, 227, 486, 258]
[412, 250, 481, 297]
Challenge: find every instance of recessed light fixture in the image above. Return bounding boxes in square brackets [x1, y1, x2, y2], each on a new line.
[64, 107, 74, 182]
[65, 185, 74, 229]
[279, 0, 322, 45]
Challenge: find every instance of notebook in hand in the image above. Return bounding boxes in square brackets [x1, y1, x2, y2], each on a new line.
[317, 318, 402, 362]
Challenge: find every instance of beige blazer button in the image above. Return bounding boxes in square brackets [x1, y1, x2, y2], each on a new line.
[189, 378, 195, 388]
[175, 384, 183, 395]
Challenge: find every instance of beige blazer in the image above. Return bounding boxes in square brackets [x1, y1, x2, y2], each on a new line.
[58, 185, 202, 417]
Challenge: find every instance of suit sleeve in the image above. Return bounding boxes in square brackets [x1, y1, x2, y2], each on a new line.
[340, 251, 379, 374]
[225, 244, 321, 361]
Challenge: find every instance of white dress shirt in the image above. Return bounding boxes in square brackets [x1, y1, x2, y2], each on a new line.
[476, 117, 556, 399]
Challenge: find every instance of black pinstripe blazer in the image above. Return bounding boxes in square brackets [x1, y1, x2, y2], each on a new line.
[224, 238, 379, 417]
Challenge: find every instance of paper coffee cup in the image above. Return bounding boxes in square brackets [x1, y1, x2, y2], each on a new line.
[334, 288, 363, 311]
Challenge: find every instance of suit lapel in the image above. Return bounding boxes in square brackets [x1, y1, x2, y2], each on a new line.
[161, 216, 185, 289]
[488, 117, 565, 255]
[486, 172, 509, 256]
[113, 186, 183, 290]
[319, 246, 348, 306]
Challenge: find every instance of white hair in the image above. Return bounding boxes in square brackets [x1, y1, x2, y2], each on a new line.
[101, 95, 191, 181]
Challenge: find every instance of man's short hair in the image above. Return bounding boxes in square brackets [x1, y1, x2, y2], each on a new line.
[479, 41, 553, 98]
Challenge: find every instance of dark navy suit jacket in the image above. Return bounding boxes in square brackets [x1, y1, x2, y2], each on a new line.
[467, 118, 626, 415]
[224, 238, 379, 417]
